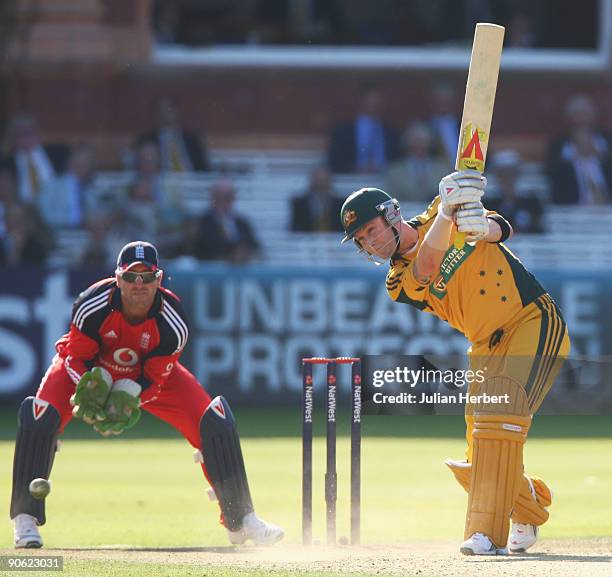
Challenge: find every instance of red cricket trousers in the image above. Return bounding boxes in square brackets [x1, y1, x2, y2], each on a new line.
[36, 355, 213, 467]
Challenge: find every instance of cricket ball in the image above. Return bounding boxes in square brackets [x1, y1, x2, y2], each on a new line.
[28, 478, 51, 500]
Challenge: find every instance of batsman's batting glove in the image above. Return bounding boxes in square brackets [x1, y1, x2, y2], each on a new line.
[70, 367, 113, 425]
[438, 170, 486, 212]
[94, 379, 142, 437]
[455, 201, 488, 242]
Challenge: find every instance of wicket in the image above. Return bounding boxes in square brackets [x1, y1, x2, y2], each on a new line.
[302, 357, 362, 546]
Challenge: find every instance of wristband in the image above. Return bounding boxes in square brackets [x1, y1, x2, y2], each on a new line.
[488, 214, 511, 242]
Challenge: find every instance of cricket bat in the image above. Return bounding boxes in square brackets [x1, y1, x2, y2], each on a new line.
[454, 23, 505, 249]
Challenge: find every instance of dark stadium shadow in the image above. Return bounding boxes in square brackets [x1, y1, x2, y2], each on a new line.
[54, 546, 246, 554]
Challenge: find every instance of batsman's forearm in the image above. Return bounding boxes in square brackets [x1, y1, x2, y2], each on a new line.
[424, 207, 454, 251]
[415, 209, 454, 281]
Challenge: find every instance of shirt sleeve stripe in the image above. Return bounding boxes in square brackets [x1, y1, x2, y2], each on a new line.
[163, 301, 188, 341]
[161, 303, 188, 353]
[73, 289, 112, 329]
[75, 298, 111, 331]
[74, 289, 111, 327]
[161, 311, 185, 353]
[64, 355, 83, 385]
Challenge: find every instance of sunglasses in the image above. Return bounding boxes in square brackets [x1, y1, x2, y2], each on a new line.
[120, 270, 160, 284]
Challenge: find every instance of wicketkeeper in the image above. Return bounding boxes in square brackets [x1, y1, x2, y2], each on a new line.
[10, 241, 283, 548]
[340, 171, 569, 555]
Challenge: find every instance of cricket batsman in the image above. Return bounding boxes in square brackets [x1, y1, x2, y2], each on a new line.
[10, 241, 284, 548]
[340, 171, 569, 555]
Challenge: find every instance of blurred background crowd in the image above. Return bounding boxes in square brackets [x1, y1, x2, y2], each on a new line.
[0, 0, 609, 271]
[0, 0, 610, 403]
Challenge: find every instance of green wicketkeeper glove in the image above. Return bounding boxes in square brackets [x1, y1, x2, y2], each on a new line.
[70, 367, 113, 424]
[93, 379, 142, 437]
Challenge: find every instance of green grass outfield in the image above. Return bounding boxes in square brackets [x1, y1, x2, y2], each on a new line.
[0, 409, 611, 576]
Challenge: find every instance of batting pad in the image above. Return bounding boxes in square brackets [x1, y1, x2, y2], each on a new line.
[199, 396, 254, 531]
[511, 476, 552, 526]
[11, 397, 60, 525]
[464, 414, 531, 548]
[446, 459, 551, 526]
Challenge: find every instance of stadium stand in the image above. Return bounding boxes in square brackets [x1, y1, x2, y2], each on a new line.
[47, 149, 612, 270]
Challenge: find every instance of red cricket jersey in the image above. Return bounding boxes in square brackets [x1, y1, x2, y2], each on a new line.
[55, 278, 189, 391]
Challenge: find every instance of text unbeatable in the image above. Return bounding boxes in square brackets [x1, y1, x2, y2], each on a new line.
[372, 392, 511, 404]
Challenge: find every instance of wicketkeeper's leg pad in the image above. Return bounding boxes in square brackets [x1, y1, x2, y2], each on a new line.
[446, 460, 551, 526]
[199, 396, 254, 531]
[11, 397, 61, 525]
[464, 413, 531, 548]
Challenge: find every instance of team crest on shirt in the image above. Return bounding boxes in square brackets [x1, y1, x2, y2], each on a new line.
[433, 276, 446, 292]
[140, 332, 151, 350]
[343, 210, 357, 228]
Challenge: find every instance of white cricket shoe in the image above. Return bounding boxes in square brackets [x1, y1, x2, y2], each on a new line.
[508, 522, 538, 553]
[460, 532, 506, 556]
[227, 512, 284, 546]
[13, 514, 42, 549]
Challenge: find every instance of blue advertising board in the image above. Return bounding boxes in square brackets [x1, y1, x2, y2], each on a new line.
[0, 266, 609, 404]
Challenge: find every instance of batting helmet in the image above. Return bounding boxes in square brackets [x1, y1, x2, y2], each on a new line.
[340, 188, 401, 243]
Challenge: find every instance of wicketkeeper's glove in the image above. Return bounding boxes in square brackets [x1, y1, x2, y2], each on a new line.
[94, 379, 142, 437]
[70, 367, 113, 424]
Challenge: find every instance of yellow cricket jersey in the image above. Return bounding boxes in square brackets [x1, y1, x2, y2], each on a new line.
[386, 196, 546, 344]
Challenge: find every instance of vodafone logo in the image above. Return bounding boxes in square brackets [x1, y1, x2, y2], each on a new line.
[113, 348, 139, 367]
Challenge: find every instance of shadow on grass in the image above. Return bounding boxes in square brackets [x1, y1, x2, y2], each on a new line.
[0, 407, 610, 441]
[47, 546, 612, 563]
[489, 552, 612, 563]
[52, 546, 244, 554]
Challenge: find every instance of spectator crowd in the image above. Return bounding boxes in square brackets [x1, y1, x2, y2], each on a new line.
[0, 90, 610, 269]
